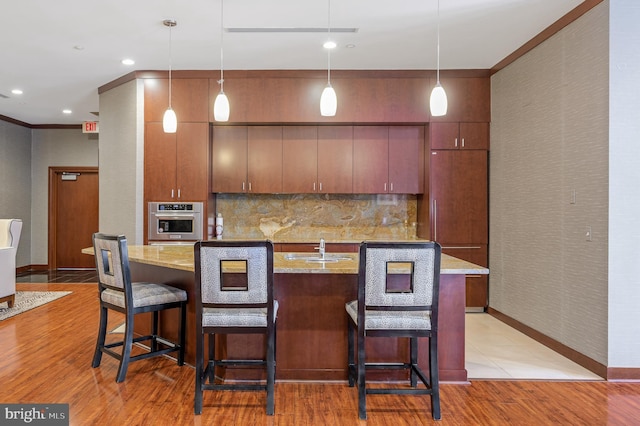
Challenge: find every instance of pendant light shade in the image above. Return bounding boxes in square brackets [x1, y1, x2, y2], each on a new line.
[214, 92, 230, 121]
[430, 0, 447, 117]
[214, 0, 230, 122]
[430, 83, 447, 117]
[320, 0, 337, 117]
[163, 108, 177, 133]
[163, 19, 177, 133]
[320, 84, 337, 117]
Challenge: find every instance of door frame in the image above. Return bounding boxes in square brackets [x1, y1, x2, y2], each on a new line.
[48, 166, 98, 269]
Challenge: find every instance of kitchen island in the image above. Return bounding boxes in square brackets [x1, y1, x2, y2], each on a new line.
[96, 244, 488, 383]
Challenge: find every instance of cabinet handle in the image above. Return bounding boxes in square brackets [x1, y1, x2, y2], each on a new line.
[249, 182, 252, 192]
[319, 182, 323, 192]
[433, 199, 437, 241]
[384, 182, 387, 192]
[442, 246, 483, 250]
[242, 182, 245, 191]
[390, 183, 394, 192]
[313, 182, 316, 192]
[455, 137, 458, 148]
[171, 189, 175, 199]
[177, 189, 181, 198]
[462, 138, 465, 148]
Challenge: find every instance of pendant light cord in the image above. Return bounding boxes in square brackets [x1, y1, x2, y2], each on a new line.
[168, 21, 173, 108]
[436, 0, 441, 84]
[219, 0, 225, 92]
[327, 0, 331, 85]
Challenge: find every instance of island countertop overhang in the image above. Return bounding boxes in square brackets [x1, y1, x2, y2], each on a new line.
[83, 244, 489, 275]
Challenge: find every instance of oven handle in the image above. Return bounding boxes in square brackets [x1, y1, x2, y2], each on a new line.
[152, 213, 197, 219]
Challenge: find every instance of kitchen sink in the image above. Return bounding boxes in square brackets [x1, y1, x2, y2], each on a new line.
[283, 253, 352, 263]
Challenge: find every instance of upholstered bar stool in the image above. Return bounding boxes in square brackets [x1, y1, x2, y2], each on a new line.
[194, 240, 277, 415]
[91, 233, 187, 383]
[0, 219, 23, 308]
[346, 241, 442, 420]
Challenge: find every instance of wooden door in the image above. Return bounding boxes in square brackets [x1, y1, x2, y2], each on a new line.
[459, 122, 490, 150]
[145, 122, 177, 200]
[430, 150, 488, 244]
[282, 126, 318, 193]
[388, 126, 424, 194]
[49, 168, 99, 269]
[353, 126, 388, 193]
[176, 122, 209, 200]
[317, 126, 353, 193]
[248, 126, 283, 193]
[211, 126, 247, 193]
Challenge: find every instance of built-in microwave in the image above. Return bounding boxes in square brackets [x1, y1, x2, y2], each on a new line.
[148, 202, 203, 243]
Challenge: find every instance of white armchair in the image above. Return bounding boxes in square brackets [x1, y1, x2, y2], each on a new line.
[0, 219, 23, 308]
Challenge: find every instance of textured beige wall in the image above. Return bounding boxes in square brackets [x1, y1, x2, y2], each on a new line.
[490, 3, 608, 364]
[98, 79, 145, 243]
[0, 121, 32, 267]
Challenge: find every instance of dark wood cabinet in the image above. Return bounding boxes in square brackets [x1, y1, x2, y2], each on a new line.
[248, 126, 283, 193]
[430, 122, 489, 150]
[282, 126, 318, 193]
[353, 126, 425, 194]
[441, 245, 488, 310]
[317, 126, 353, 193]
[145, 122, 209, 201]
[211, 126, 248, 193]
[429, 77, 490, 123]
[430, 150, 488, 244]
[144, 78, 209, 123]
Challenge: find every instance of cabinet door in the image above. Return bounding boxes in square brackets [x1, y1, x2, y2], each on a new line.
[248, 126, 283, 193]
[430, 150, 488, 244]
[353, 126, 389, 193]
[430, 77, 490, 123]
[459, 122, 489, 150]
[176, 122, 209, 200]
[430, 122, 460, 150]
[388, 126, 424, 194]
[441, 245, 488, 309]
[282, 126, 318, 193]
[317, 126, 353, 193]
[145, 122, 177, 201]
[211, 126, 248, 193]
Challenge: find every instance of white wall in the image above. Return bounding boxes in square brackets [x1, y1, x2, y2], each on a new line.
[490, 3, 609, 364]
[0, 121, 31, 267]
[98, 79, 145, 243]
[31, 129, 99, 264]
[608, 0, 640, 368]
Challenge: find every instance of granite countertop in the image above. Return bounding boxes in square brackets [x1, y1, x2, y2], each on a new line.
[84, 244, 488, 275]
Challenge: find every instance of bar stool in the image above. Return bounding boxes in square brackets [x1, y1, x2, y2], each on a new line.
[91, 233, 187, 382]
[346, 241, 442, 420]
[194, 240, 277, 415]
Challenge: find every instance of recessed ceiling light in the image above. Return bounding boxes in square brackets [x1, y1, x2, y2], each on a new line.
[323, 41, 337, 49]
[73, 45, 84, 50]
[121, 58, 135, 66]
[346, 44, 356, 49]
[62, 109, 72, 114]
[11, 89, 23, 95]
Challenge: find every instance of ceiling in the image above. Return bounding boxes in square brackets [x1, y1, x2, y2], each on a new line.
[0, 0, 584, 126]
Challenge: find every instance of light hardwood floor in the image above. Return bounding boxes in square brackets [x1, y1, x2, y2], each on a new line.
[2, 282, 640, 425]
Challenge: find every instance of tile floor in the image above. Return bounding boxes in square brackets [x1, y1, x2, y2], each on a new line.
[16, 270, 603, 380]
[466, 312, 603, 380]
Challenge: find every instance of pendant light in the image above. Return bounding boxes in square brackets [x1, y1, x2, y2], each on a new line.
[320, 0, 337, 117]
[214, 0, 230, 122]
[162, 19, 178, 133]
[429, 0, 447, 117]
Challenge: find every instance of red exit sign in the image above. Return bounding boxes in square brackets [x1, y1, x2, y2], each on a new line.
[83, 121, 99, 133]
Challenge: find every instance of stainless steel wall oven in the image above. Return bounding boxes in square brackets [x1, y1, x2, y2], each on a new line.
[148, 202, 203, 243]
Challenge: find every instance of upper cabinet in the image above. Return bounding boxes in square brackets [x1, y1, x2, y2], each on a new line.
[430, 122, 489, 150]
[429, 77, 490, 123]
[317, 126, 353, 193]
[145, 122, 209, 201]
[144, 78, 209, 123]
[353, 126, 424, 194]
[211, 126, 283, 193]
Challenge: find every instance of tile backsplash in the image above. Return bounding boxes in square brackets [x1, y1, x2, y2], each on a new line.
[215, 193, 417, 241]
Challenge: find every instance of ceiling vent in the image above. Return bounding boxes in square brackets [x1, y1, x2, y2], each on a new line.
[226, 27, 358, 33]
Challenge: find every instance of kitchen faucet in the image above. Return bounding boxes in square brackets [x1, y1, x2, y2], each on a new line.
[315, 238, 326, 259]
